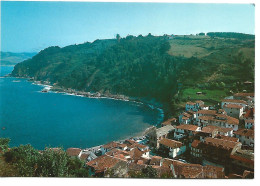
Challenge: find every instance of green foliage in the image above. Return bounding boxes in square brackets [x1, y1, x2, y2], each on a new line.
[3, 143, 88, 177]
[11, 33, 255, 114]
[0, 138, 10, 153]
[141, 166, 158, 178]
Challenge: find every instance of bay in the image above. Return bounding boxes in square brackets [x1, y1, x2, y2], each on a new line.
[0, 66, 163, 150]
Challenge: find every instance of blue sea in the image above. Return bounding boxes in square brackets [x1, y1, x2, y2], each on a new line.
[0, 66, 163, 150]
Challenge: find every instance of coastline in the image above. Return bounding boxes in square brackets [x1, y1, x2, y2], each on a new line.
[6, 73, 165, 149]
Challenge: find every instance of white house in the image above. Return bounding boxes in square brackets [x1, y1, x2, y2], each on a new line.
[174, 124, 201, 140]
[234, 129, 254, 147]
[158, 138, 186, 158]
[245, 119, 254, 129]
[221, 99, 247, 110]
[223, 104, 243, 119]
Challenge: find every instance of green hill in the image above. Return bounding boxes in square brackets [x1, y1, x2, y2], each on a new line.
[11, 33, 255, 116]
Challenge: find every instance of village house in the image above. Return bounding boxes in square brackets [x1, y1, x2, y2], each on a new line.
[161, 117, 177, 127]
[148, 125, 175, 148]
[245, 119, 254, 129]
[216, 127, 234, 137]
[158, 138, 186, 158]
[230, 149, 254, 174]
[66, 148, 82, 158]
[221, 99, 248, 110]
[223, 104, 243, 119]
[233, 93, 254, 104]
[233, 129, 254, 147]
[149, 156, 163, 166]
[195, 110, 217, 125]
[100, 141, 127, 155]
[190, 140, 203, 159]
[79, 151, 97, 162]
[178, 112, 193, 124]
[197, 112, 239, 131]
[87, 154, 125, 176]
[185, 100, 205, 112]
[196, 125, 219, 142]
[243, 107, 254, 120]
[215, 135, 239, 142]
[199, 137, 242, 165]
[174, 124, 201, 140]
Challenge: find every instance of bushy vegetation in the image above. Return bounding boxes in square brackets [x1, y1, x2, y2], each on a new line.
[12, 33, 254, 116]
[0, 138, 88, 177]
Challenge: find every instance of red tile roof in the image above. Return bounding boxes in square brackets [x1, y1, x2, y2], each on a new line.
[201, 126, 218, 134]
[244, 108, 254, 119]
[176, 124, 199, 131]
[150, 156, 162, 166]
[222, 99, 247, 104]
[86, 155, 124, 173]
[215, 135, 239, 142]
[197, 110, 217, 115]
[162, 118, 177, 125]
[230, 154, 254, 165]
[234, 129, 254, 139]
[224, 104, 243, 109]
[102, 141, 119, 149]
[191, 140, 201, 148]
[205, 137, 240, 150]
[245, 119, 254, 124]
[159, 138, 183, 149]
[66, 148, 81, 157]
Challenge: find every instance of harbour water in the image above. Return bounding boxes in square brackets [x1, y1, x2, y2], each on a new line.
[0, 66, 163, 150]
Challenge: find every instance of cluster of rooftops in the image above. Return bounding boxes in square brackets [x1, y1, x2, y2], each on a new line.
[62, 92, 254, 178]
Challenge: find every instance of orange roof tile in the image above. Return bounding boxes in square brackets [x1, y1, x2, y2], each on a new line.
[205, 137, 240, 150]
[66, 148, 81, 157]
[159, 138, 183, 148]
[191, 140, 201, 148]
[222, 99, 247, 104]
[176, 124, 199, 131]
[224, 104, 243, 109]
[234, 129, 254, 139]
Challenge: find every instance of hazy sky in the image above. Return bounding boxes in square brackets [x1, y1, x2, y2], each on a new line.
[1, 1, 255, 52]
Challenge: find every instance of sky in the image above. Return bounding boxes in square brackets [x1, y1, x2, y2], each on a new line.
[0, 1, 255, 53]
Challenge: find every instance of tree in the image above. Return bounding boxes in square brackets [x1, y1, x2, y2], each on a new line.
[116, 34, 121, 43]
[0, 138, 10, 153]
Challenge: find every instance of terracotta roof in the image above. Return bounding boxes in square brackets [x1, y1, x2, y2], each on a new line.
[201, 126, 218, 134]
[159, 138, 183, 149]
[87, 155, 124, 173]
[224, 104, 243, 109]
[203, 165, 225, 178]
[215, 135, 239, 142]
[245, 119, 254, 124]
[222, 99, 247, 104]
[226, 116, 239, 125]
[191, 140, 201, 148]
[105, 149, 130, 160]
[129, 147, 146, 160]
[230, 154, 254, 165]
[174, 163, 204, 178]
[186, 101, 196, 105]
[79, 153, 89, 161]
[176, 124, 199, 131]
[66, 148, 81, 157]
[162, 118, 177, 125]
[216, 127, 233, 133]
[234, 129, 254, 139]
[244, 108, 254, 119]
[205, 137, 240, 150]
[102, 141, 119, 149]
[197, 110, 217, 115]
[182, 116, 189, 120]
[150, 156, 162, 166]
[234, 93, 254, 97]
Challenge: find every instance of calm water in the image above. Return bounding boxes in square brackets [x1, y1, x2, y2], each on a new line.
[0, 66, 163, 150]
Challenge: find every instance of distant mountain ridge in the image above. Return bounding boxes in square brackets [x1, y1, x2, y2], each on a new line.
[0, 52, 37, 65]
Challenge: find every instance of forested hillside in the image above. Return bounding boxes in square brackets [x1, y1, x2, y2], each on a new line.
[12, 33, 255, 115]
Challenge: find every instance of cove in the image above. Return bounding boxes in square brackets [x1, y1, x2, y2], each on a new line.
[0, 66, 163, 150]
